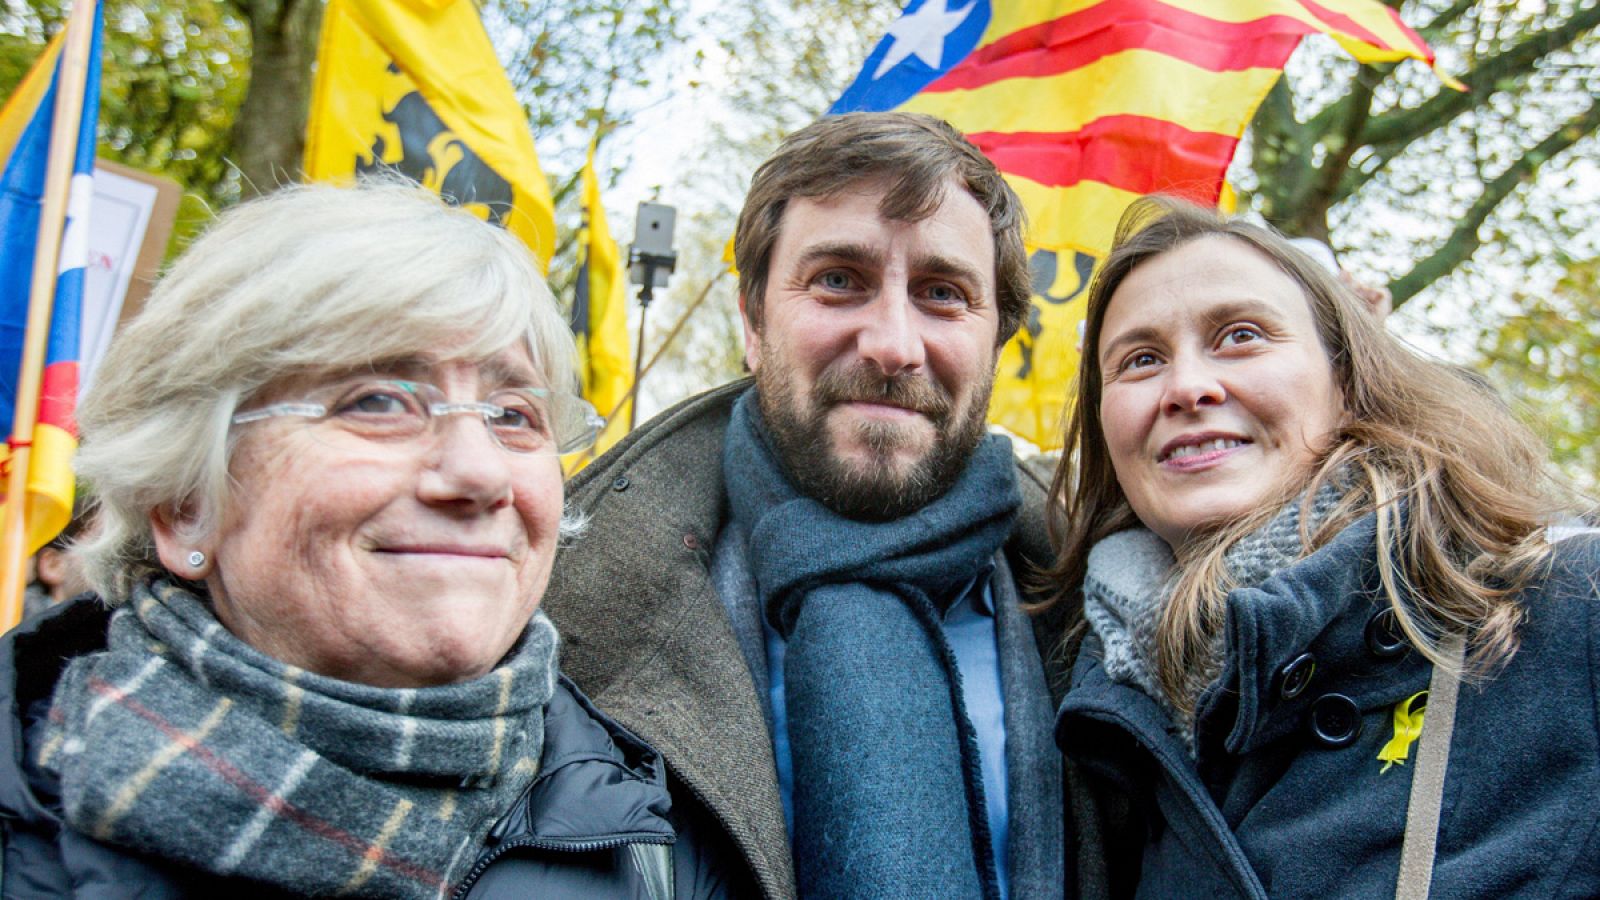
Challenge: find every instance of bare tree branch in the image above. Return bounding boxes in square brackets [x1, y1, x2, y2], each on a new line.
[1390, 100, 1600, 307]
[1286, 71, 1377, 238]
[1362, 4, 1600, 152]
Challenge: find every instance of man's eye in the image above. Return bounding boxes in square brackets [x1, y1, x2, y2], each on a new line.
[817, 270, 854, 291]
[925, 283, 966, 305]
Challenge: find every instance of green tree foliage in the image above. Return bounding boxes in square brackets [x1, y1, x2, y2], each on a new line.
[0, 0, 684, 239]
[216, 0, 689, 206]
[496, 0, 684, 160]
[1, 0, 250, 231]
[0, 30, 48, 93]
[1475, 257, 1600, 491]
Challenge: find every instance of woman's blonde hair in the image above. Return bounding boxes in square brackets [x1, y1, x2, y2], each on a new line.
[74, 181, 579, 600]
[1043, 196, 1573, 714]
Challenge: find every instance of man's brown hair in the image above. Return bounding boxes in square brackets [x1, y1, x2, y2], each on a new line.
[734, 111, 1030, 345]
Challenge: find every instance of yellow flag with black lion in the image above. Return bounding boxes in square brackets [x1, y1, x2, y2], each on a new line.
[304, 0, 555, 270]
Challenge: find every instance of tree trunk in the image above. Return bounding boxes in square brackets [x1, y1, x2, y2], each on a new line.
[230, 0, 323, 195]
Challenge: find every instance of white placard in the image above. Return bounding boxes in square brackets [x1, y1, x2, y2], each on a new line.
[79, 165, 159, 393]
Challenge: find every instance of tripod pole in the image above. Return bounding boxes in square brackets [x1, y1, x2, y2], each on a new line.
[629, 284, 652, 431]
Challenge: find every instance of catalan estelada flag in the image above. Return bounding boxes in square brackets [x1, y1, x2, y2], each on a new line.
[0, 10, 101, 555]
[304, 0, 556, 269]
[570, 145, 632, 465]
[831, 0, 1449, 448]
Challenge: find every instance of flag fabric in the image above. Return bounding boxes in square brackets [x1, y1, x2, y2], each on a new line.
[0, 9, 102, 554]
[571, 146, 632, 463]
[304, 0, 556, 269]
[831, 0, 1446, 448]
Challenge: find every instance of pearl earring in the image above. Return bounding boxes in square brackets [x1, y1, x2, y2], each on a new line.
[186, 551, 206, 569]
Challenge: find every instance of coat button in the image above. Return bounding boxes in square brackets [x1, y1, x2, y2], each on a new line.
[611, 475, 630, 492]
[1365, 608, 1407, 658]
[1275, 652, 1317, 701]
[1309, 694, 1363, 747]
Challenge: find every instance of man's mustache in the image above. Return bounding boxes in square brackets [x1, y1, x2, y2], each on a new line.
[813, 365, 952, 422]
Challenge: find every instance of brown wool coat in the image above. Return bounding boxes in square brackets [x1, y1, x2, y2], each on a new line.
[544, 379, 1077, 900]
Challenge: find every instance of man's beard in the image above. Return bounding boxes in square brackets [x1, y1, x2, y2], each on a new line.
[754, 354, 993, 522]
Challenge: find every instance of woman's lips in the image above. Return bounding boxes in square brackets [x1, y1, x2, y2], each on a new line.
[375, 544, 509, 559]
[1158, 435, 1251, 470]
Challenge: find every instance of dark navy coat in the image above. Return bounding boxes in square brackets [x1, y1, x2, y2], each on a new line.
[1057, 517, 1600, 899]
[0, 597, 740, 899]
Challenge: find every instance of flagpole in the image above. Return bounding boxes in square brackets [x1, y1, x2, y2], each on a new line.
[1, 0, 97, 626]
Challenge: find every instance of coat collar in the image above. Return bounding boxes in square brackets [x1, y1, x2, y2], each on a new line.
[1061, 514, 1436, 765]
[485, 676, 675, 848]
[547, 378, 795, 900]
[1058, 635, 1271, 899]
[1207, 513, 1433, 757]
[0, 596, 114, 830]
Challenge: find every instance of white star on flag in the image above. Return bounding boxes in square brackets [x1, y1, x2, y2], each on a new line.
[872, 0, 977, 80]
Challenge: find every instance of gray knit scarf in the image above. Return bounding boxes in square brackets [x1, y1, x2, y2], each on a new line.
[1082, 480, 1345, 751]
[39, 577, 558, 898]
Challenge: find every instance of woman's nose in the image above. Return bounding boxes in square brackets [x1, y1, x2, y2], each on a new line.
[1161, 355, 1226, 413]
[417, 413, 515, 510]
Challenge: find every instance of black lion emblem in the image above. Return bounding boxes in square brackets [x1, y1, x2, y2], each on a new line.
[356, 64, 515, 226]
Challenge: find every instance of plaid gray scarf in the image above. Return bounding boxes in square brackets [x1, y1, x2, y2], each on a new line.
[39, 577, 557, 898]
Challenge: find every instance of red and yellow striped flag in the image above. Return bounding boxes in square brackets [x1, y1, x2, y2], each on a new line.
[831, 0, 1450, 448]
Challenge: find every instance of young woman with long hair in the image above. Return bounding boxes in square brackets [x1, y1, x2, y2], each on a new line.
[1048, 197, 1598, 899]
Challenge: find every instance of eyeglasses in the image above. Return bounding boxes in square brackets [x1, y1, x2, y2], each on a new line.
[231, 378, 604, 455]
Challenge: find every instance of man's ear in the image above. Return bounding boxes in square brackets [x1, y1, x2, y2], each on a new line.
[150, 504, 211, 578]
[739, 293, 761, 373]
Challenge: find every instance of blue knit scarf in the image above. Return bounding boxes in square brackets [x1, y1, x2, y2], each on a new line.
[723, 390, 1019, 899]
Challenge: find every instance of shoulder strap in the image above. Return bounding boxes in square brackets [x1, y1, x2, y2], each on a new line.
[1394, 634, 1467, 900]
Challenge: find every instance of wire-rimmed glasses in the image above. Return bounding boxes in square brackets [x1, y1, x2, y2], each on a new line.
[231, 378, 604, 456]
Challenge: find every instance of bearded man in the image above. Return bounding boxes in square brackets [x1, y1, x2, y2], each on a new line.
[544, 112, 1096, 900]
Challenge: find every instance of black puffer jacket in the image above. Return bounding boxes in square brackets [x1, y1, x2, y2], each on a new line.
[0, 597, 738, 899]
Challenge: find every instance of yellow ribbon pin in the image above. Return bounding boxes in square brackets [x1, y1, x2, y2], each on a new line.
[1377, 690, 1428, 773]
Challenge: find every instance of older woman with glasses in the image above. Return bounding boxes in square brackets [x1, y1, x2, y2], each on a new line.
[0, 183, 735, 898]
